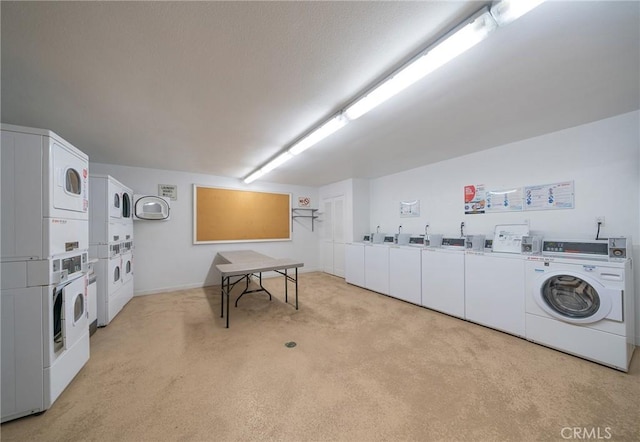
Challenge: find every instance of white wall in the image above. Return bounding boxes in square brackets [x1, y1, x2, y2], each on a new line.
[89, 164, 320, 295]
[367, 110, 640, 343]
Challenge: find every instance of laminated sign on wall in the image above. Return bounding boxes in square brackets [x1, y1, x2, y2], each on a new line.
[464, 184, 485, 215]
[524, 181, 574, 211]
[465, 181, 574, 214]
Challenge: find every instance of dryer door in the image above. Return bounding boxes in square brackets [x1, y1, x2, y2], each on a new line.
[52, 142, 88, 215]
[108, 180, 122, 220]
[62, 274, 88, 350]
[122, 190, 133, 220]
[533, 270, 618, 324]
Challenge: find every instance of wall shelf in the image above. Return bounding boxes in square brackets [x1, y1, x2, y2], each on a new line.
[291, 208, 319, 231]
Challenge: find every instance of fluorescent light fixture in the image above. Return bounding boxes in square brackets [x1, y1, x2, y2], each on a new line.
[345, 11, 497, 121]
[262, 152, 293, 173]
[289, 115, 348, 155]
[243, 1, 543, 184]
[490, 0, 545, 26]
[243, 168, 265, 184]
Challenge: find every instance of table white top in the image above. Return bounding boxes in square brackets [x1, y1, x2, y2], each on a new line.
[216, 250, 304, 277]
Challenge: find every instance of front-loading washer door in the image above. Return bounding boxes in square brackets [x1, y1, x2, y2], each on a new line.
[534, 270, 615, 324]
[52, 142, 88, 214]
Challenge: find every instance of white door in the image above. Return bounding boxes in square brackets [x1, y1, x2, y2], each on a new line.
[122, 252, 133, 283]
[322, 196, 345, 277]
[61, 275, 88, 351]
[108, 255, 123, 293]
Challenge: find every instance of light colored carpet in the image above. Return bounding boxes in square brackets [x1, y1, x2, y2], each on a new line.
[1, 272, 639, 441]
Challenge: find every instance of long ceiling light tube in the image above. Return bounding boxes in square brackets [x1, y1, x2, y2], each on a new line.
[262, 151, 293, 173]
[243, 0, 544, 184]
[345, 9, 497, 121]
[288, 115, 349, 156]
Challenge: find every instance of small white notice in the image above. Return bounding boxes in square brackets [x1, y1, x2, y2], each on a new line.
[492, 224, 530, 254]
[158, 184, 178, 201]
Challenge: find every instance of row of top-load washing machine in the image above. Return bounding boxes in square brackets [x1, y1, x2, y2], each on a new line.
[346, 227, 635, 371]
[1, 124, 91, 422]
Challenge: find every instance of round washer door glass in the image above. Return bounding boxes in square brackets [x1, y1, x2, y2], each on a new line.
[542, 275, 600, 319]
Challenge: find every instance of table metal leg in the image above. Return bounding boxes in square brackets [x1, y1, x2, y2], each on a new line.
[295, 267, 298, 310]
[285, 268, 288, 303]
[226, 276, 230, 328]
[220, 275, 224, 318]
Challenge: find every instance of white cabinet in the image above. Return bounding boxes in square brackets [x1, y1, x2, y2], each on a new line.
[421, 248, 465, 318]
[345, 243, 365, 287]
[464, 252, 526, 337]
[389, 246, 421, 305]
[364, 244, 389, 295]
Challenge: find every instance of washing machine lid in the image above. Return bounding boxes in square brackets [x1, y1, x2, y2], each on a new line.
[533, 270, 622, 324]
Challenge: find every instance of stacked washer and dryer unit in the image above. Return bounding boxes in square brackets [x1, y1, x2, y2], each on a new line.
[89, 175, 134, 326]
[1, 124, 90, 422]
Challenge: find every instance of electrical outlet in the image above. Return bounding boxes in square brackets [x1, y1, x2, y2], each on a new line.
[596, 216, 605, 226]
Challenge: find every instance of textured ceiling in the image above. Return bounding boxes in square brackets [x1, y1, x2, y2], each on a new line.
[2, 1, 639, 187]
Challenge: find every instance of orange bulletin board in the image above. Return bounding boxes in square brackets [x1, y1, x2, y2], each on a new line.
[193, 185, 291, 243]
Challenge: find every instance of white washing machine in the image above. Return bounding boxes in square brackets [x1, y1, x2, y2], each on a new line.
[525, 253, 635, 371]
[421, 237, 466, 319]
[465, 251, 526, 337]
[389, 245, 422, 305]
[364, 243, 390, 295]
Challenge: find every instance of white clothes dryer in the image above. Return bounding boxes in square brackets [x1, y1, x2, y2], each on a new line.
[2, 124, 89, 261]
[525, 256, 635, 371]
